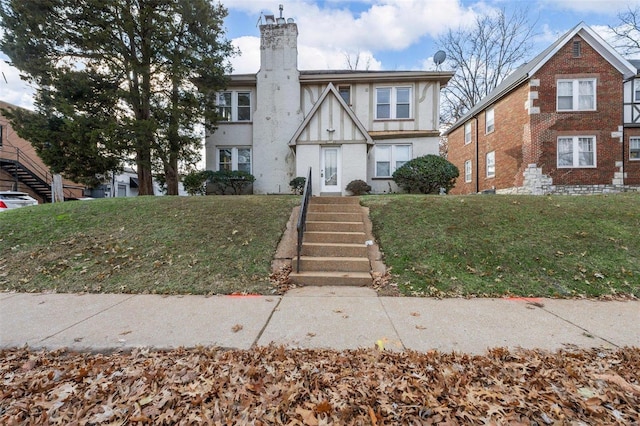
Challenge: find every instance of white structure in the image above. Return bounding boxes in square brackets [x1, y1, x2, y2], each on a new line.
[205, 10, 453, 195]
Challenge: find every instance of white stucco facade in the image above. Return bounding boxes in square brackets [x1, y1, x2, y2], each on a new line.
[205, 12, 453, 195]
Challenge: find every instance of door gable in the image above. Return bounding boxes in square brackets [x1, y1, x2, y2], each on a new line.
[289, 82, 373, 146]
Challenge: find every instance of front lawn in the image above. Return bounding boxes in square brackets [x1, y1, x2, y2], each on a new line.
[363, 194, 640, 298]
[0, 196, 298, 295]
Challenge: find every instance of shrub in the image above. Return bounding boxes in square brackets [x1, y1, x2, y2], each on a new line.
[392, 155, 459, 194]
[209, 170, 255, 195]
[182, 170, 212, 196]
[289, 177, 306, 195]
[346, 179, 371, 195]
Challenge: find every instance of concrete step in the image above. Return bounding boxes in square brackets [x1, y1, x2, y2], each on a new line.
[293, 256, 371, 272]
[308, 203, 362, 213]
[289, 271, 372, 286]
[307, 212, 362, 222]
[305, 221, 365, 232]
[304, 231, 366, 244]
[302, 242, 367, 257]
[312, 196, 360, 204]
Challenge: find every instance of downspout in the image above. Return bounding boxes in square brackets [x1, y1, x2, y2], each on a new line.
[474, 116, 480, 193]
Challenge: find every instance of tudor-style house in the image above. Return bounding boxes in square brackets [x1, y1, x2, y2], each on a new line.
[445, 22, 640, 195]
[205, 12, 453, 195]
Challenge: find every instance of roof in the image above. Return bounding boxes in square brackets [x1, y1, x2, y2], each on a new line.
[443, 22, 638, 136]
[226, 70, 454, 86]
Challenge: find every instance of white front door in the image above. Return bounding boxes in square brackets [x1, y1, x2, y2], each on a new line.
[321, 146, 341, 193]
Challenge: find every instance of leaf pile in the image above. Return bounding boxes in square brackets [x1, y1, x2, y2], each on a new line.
[2, 346, 639, 424]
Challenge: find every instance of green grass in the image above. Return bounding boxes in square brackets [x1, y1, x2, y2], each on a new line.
[2, 193, 639, 298]
[0, 196, 298, 295]
[362, 194, 640, 298]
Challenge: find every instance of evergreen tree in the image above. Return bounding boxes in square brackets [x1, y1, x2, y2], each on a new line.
[0, 0, 233, 194]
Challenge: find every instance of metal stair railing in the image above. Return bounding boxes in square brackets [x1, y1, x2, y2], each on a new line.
[296, 167, 312, 273]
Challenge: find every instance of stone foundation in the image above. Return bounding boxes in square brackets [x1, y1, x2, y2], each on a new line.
[496, 164, 640, 195]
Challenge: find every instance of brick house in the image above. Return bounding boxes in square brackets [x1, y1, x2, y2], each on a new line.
[205, 10, 453, 195]
[1, 100, 85, 202]
[444, 22, 639, 195]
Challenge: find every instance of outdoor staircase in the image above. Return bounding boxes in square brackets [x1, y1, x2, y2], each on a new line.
[289, 196, 373, 286]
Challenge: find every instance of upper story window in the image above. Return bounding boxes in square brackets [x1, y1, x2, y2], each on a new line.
[216, 91, 251, 122]
[375, 86, 412, 119]
[464, 122, 472, 144]
[338, 85, 351, 105]
[217, 147, 252, 173]
[634, 79, 640, 102]
[630, 138, 640, 160]
[557, 136, 596, 168]
[0, 124, 3, 147]
[486, 151, 495, 178]
[375, 144, 411, 177]
[485, 107, 495, 134]
[557, 79, 596, 111]
[464, 160, 472, 182]
[572, 40, 582, 58]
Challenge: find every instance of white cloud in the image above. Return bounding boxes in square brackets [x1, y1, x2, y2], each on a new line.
[226, 0, 487, 73]
[0, 58, 35, 110]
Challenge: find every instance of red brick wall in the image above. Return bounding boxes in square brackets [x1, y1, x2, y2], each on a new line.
[529, 35, 624, 185]
[448, 83, 529, 195]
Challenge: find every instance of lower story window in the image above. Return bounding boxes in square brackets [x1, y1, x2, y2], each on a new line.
[630, 138, 640, 160]
[557, 136, 596, 168]
[217, 147, 251, 173]
[486, 151, 495, 178]
[375, 144, 411, 177]
[464, 160, 472, 182]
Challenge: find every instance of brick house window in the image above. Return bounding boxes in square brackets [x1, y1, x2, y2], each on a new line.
[217, 147, 252, 172]
[486, 151, 495, 178]
[376, 87, 411, 119]
[464, 160, 472, 182]
[375, 144, 411, 177]
[630, 138, 640, 160]
[485, 107, 494, 133]
[557, 136, 596, 168]
[557, 79, 596, 111]
[216, 91, 251, 121]
[464, 122, 471, 144]
[572, 40, 582, 58]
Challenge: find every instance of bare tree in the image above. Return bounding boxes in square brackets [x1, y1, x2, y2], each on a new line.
[438, 8, 536, 126]
[343, 50, 371, 71]
[610, 7, 640, 55]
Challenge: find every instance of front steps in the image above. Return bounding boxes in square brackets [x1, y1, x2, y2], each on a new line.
[289, 196, 373, 287]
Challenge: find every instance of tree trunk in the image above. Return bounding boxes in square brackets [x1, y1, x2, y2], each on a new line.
[136, 147, 155, 195]
[164, 155, 179, 195]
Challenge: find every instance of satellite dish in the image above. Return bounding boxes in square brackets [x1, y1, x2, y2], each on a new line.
[433, 50, 447, 70]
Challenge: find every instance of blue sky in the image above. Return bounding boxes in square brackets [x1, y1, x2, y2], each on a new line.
[2, 0, 640, 109]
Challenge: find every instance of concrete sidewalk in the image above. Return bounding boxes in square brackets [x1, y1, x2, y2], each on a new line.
[1, 287, 638, 354]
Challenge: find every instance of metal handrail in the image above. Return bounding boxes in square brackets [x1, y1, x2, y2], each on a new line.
[296, 167, 312, 273]
[0, 145, 52, 185]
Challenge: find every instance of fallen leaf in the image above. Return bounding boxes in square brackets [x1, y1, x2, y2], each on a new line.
[231, 324, 243, 333]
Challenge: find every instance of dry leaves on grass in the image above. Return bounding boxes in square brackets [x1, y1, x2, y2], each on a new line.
[1, 346, 639, 424]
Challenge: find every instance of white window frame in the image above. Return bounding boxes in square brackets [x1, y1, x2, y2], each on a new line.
[485, 107, 494, 134]
[557, 136, 597, 168]
[634, 79, 640, 103]
[464, 160, 472, 183]
[486, 151, 495, 178]
[375, 86, 412, 120]
[217, 147, 252, 173]
[464, 122, 472, 144]
[375, 144, 412, 177]
[216, 91, 252, 122]
[556, 78, 596, 111]
[630, 137, 640, 160]
[338, 85, 351, 105]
